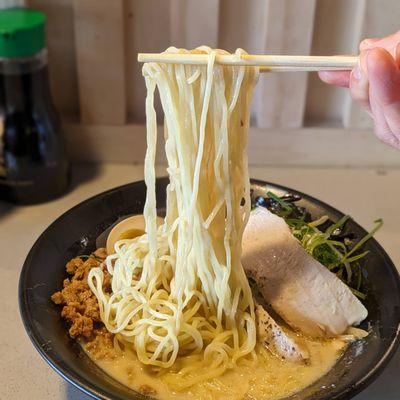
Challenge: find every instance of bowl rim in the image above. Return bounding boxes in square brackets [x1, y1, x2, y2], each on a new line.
[19, 178, 400, 400]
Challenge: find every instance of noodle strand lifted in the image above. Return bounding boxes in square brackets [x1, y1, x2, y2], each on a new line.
[88, 47, 259, 387]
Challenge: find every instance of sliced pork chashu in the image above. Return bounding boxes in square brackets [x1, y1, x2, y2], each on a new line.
[243, 207, 367, 337]
[256, 304, 309, 363]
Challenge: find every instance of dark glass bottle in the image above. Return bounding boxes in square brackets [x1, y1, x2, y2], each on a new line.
[0, 8, 69, 204]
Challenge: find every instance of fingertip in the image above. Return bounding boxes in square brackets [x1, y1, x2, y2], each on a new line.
[366, 47, 397, 73]
[359, 37, 381, 51]
[318, 70, 333, 82]
[318, 70, 350, 87]
[366, 48, 400, 107]
[349, 54, 370, 109]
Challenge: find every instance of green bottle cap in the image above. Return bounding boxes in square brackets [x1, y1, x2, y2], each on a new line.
[0, 8, 46, 58]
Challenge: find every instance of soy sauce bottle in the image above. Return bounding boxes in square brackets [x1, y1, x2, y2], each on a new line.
[0, 8, 69, 204]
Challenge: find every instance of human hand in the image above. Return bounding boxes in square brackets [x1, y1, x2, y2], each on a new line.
[319, 31, 400, 149]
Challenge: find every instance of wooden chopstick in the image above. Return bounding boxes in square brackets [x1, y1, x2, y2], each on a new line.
[137, 53, 358, 72]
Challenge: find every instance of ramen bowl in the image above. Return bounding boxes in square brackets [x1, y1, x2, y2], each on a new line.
[19, 178, 400, 400]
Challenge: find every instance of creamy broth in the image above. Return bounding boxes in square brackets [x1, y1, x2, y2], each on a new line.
[83, 338, 347, 400]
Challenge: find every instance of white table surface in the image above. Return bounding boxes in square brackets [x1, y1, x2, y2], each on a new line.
[1, 163, 399, 400]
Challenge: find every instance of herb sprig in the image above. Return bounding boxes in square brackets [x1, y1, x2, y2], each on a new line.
[253, 191, 383, 300]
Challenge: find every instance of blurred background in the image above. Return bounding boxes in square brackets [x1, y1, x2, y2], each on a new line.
[19, 0, 400, 166]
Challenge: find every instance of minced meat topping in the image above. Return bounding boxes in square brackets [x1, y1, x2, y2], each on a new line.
[51, 248, 115, 359]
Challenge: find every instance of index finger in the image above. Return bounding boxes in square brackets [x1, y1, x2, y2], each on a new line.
[360, 30, 400, 59]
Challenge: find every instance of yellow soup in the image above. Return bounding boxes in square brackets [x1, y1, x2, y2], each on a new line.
[83, 337, 347, 400]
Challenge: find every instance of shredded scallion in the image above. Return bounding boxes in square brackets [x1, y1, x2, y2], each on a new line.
[261, 191, 383, 300]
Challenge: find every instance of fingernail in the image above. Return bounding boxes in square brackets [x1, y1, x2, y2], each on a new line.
[363, 38, 380, 47]
[353, 55, 366, 81]
[353, 65, 362, 81]
[355, 49, 370, 80]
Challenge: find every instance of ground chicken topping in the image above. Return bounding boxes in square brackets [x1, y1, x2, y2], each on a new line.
[51, 248, 115, 359]
[85, 327, 116, 359]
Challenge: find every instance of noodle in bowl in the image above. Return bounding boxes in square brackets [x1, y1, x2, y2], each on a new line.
[19, 46, 400, 400]
[88, 47, 260, 388]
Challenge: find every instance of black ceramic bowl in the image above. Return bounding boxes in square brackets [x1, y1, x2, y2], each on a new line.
[19, 178, 400, 400]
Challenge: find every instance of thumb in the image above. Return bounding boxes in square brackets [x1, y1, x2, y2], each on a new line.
[318, 70, 351, 87]
[367, 47, 400, 148]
